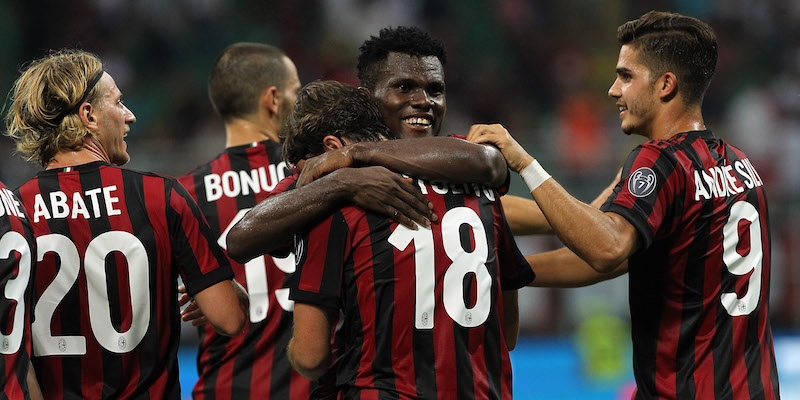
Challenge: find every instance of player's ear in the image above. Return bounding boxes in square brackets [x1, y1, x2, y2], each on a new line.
[261, 86, 280, 115]
[322, 135, 345, 151]
[79, 103, 98, 130]
[658, 72, 678, 102]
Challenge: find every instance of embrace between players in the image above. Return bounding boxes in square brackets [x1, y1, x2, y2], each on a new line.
[1, 9, 780, 400]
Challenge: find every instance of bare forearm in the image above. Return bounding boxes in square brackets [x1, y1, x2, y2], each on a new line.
[500, 195, 553, 235]
[227, 174, 348, 263]
[287, 338, 331, 380]
[527, 247, 628, 288]
[350, 138, 508, 187]
[530, 179, 636, 272]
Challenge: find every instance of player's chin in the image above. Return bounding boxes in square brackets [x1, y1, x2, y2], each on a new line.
[401, 125, 433, 139]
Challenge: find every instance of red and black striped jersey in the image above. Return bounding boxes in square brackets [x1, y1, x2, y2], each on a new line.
[291, 177, 534, 399]
[178, 141, 313, 399]
[0, 180, 36, 399]
[601, 130, 780, 399]
[15, 161, 234, 400]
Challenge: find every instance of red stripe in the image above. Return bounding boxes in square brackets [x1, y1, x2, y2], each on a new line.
[346, 211, 378, 391]
[298, 217, 334, 293]
[143, 174, 172, 398]
[100, 167, 144, 397]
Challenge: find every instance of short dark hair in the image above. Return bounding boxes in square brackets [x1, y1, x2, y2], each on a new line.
[208, 42, 289, 122]
[280, 80, 395, 165]
[357, 26, 447, 90]
[617, 10, 717, 106]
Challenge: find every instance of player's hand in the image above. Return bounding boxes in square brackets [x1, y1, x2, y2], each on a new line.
[179, 284, 209, 326]
[466, 124, 534, 173]
[297, 147, 355, 188]
[332, 166, 437, 229]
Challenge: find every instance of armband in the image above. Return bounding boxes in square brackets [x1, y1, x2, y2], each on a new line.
[520, 159, 551, 192]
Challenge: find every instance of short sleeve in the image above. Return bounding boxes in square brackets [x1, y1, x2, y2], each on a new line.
[289, 211, 350, 310]
[167, 179, 234, 296]
[600, 144, 681, 251]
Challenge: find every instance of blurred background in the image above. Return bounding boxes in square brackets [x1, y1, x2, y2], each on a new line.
[2, 0, 799, 398]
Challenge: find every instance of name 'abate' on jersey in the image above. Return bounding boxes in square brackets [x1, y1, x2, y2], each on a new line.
[693, 157, 763, 201]
[32, 185, 121, 223]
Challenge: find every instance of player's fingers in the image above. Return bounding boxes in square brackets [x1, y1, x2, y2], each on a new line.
[466, 124, 491, 142]
[391, 185, 437, 228]
[396, 177, 436, 219]
[178, 284, 186, 294]
[191, 317, 209, 327]
[178, 293, 192, 307]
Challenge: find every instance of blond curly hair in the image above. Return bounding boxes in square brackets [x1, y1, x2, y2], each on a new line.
[5, 49, 104, 167]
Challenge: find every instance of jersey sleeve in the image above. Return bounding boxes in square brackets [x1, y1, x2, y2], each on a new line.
[167, 179, 234, 296]
[600, 144, 681, 251]
[289, 210, 350, 310]
[493, 201, 535, 289]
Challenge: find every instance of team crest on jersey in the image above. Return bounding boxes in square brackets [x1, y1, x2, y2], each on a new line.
[628, 167, 657, 197]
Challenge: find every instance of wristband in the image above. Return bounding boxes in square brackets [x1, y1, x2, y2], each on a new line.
[519, 159, 551, 192]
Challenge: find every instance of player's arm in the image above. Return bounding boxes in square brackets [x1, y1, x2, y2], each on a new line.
[498, 167, 620, 236]
[469, 124, 638, 272]
[296, 137, 508, 188]
[27, 361, 43, 400]
[527, 247, 628, 288]
[287, 303, 337, 380]
[191, 280, 248, 336]
[227, 166, 434, 263]
[501, 290, 520, 350]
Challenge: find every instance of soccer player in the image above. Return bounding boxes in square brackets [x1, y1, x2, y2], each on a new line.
[0, 180, 41, 400]
[5, 49, 247, 399]
[469, 11, 781, 399]
[176, 42, 311, 399]
[227, 26, 540, 264]
[283, 80, 534, 398]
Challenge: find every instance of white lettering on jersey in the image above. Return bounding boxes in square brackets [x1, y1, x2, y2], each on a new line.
[693, 158, 762, 201]
[32, 186, 121, 223]
[203, 162, 288, 202]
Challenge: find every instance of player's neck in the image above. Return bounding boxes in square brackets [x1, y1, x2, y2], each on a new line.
[225, 118, 279, 148]
[46, 137, 110, 170]
[648, 105, 705, 141]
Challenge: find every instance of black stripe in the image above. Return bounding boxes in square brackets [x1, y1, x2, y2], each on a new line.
[442, 191, 476, 400]
[364, 212, 398, 399]
[226, 150, 257, 396]
[76, 165, 125, 399]
[477, 194, 502, 398]
[36, 173, 84, 398]
[121, 170, 166, 398]
[268, 311, 298, 399]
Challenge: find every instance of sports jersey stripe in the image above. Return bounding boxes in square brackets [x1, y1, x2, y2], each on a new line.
[148, 173, 182, 399]
[0, 182, 34, 399]
[464, 193, 491, 399]
[363, 212, 399, 398]
[442, 190, 477, 400]
[476, 195, 506, 399]
[344, 212, 380, 395]
[81, 166, 127, 399]
[18, 176, 64, 399]
[224, 149, 259, 398]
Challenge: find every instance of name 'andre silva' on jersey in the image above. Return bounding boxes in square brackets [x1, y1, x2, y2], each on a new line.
[693, 157, 763, 201]
[202, 161, 288, 202]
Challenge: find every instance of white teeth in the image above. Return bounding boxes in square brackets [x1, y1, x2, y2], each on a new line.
[403, 117, 431, 126]
[619, 106, 627, 112]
